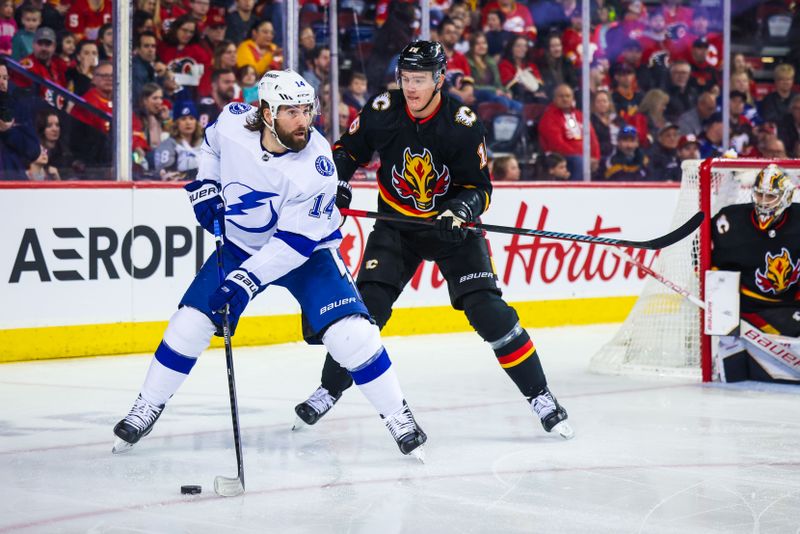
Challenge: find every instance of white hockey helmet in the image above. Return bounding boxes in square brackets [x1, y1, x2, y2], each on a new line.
[752, 163, 795, 228]
[257, 69, 318, 120]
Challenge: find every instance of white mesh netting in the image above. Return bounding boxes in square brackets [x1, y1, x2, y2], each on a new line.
[590, 159, 800, 379]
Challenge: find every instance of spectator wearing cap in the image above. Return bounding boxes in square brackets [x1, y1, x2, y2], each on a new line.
[759, 64, 798, 125]
[740, 121, 778, 158]
[12, 5, 41, 60]
[617, 40, 656, 90]
[153, 101, 203, 181]
[538, 83, 600, 181]
[200, 10, 227, 55]
[611, 61, 643, 124]
[14, 27, 67, 99]
[677, 133, 700, 161]
[198, 68, 237, 127]
[638, 9, 671, 80]
[698, 112, 724, 158]
[225, 0, 255, 46]
[687, 38, 718, 94]
[664, 60, 698, 123]
[777, 94, 800, 158]
[677, 90, 716, 136]
[598, 125, 649, 181]
[132, 32, 158, 101]
[728, 90, 753, 154]
[236, 19, 283, 77]
[647, 123, 681, 181]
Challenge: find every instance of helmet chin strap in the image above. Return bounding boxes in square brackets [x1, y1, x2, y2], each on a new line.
[263, 113, 293, 152]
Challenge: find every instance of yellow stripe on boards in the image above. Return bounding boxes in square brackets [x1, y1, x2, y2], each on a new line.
[0, 296, 637, 363]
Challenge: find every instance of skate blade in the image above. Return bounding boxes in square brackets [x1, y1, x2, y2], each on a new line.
[214, 476, 245, 497]
[291, 416, 307, 431]
[552, 421, 575, 440]
[112, 437, 134, 454]
[410, 446, 426, 463]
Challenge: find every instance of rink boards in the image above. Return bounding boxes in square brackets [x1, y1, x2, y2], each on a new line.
[1, 181, 680, 361]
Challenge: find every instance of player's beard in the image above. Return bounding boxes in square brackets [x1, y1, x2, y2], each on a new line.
[274, 120, 310, 151]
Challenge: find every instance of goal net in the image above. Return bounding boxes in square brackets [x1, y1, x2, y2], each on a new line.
[590, 158, 800, 381]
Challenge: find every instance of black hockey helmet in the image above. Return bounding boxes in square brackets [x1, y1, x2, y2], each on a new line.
[396, 40, 447, 86]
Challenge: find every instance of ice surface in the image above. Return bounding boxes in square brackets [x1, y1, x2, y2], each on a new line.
[1, 325, 799, 533]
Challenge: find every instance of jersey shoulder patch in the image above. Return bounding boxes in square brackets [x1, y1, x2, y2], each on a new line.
[371, 92, 391, 111]
[227, 102, 252, 115]
[454, 106, 477, 127]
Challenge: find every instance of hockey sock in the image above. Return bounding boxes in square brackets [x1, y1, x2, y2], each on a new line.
[140, 307, 216, 406]
[349, 347, 404, 416]
[490, 324, 547, 398]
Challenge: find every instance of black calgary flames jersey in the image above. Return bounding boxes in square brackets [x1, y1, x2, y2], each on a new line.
[335, 89, 491, 223]
[711, 203, 800, 311]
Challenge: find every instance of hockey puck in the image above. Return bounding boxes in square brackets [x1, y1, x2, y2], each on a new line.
[180, 485, 202, 495]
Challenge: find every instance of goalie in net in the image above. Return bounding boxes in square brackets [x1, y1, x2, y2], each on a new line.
[711, 164, 800, 383]
[591, 159, 800, 381]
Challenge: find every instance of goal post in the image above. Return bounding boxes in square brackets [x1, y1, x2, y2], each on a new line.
[590, 158, 800, 382]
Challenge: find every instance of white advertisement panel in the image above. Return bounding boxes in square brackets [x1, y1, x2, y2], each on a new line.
[2, 183, 680, 330]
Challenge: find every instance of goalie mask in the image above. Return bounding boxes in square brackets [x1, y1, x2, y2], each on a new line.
[752, 164, 795, 229]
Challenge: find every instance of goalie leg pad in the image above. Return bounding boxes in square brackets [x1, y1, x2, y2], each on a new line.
[462, 291, 548, 397]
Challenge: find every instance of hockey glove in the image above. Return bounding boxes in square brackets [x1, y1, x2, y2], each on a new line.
[335, 180, 352, 226]
[435, 198, 473, 243]
[185, 179, 225, 235]
[208, 269, 261, 332]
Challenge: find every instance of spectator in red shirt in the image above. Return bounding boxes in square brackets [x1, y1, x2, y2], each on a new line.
[15, 27, 67, 104]
[538, 83, 600, 181]
[70, 60, 112, 133]
[498, 34, 546, 103]
[69, 60, 114, 174]
[187, 0, 211, 33]
[670, 8, 722, 69]
[480, 0, 536, 42]
[157, 15, 212, 92]
[65, 0, 112, 41]
[439, 18, 475, 107]
[158, 0, 187, 37]
[687, 38, 718, 95]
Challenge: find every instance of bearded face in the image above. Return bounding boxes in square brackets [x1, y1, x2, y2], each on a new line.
[273, 115, 310, 151]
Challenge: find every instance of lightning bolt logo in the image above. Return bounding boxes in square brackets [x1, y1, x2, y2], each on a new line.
[223, 183, 280, 234]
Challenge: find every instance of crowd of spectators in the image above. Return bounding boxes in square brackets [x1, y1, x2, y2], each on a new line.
[0, 0, 798, 182]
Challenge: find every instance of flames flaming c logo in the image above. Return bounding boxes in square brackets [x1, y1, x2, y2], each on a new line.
[755, 248, 800, 295]
[390, 148, 450, 212]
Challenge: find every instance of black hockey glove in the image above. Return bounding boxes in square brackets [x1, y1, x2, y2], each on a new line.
[336, 180, 352, 226]
[435, 198, 473, 243]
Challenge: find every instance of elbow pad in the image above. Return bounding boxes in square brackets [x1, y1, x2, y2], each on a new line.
[333, 146, 359, 182]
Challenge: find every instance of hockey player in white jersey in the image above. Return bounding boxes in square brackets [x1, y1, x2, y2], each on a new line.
[112, 69, 426, 458]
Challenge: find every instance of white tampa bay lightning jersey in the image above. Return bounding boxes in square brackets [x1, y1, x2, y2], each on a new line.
[196, 102, 342, 285]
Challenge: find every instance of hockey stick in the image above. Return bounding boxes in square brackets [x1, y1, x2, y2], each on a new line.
[212, 220, 245, 497]
[606, 246, 799, 357]
[340, 208, 704, 250]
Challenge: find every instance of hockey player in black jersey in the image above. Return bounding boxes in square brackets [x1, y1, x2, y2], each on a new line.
[711, 164, 800, 383]
[293, 41, 573, 439]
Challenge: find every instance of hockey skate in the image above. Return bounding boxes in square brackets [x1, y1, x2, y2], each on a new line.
[112, 394, 165, 454]
[382, 401, 427, 462]
[530, 387, 574, 440]
[292, 386, 341, 430]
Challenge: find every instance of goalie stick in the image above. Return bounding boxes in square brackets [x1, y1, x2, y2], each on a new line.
[213, 220, 246, 497]
[605, 246, 800, 372]
[340, 208, 704, 250]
